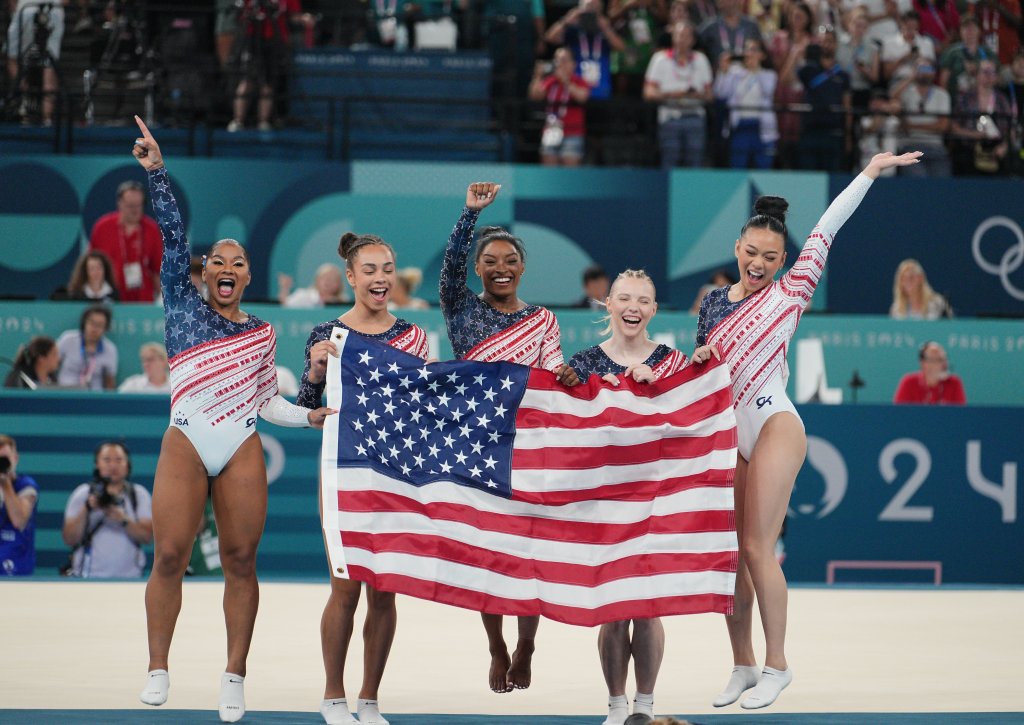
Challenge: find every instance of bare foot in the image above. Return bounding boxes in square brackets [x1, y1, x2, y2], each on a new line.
[489, 649, 513, 693]
[507, 639, 535, 690]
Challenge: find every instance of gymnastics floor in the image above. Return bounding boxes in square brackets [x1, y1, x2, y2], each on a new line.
[1, 580, 1021, 724]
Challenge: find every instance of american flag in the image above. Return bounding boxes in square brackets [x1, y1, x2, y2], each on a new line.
[320, 328, 738, 627]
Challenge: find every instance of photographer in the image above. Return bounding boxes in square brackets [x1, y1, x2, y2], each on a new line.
[6, 0, 66, 126]
[529, 47, 590, 166]
[0, 435, 38, 576]
[62, 441, 152, 578]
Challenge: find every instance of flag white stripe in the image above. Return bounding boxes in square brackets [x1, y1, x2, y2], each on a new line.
[513, 408, 737, 449]
[339, 468, 734, 522]
[322, 327, 351, 578]
[342, 549, 737, 607]
[339, 508, 738, 565]
[510, 447, 738, 492]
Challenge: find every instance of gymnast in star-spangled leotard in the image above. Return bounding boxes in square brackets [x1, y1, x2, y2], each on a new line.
[567, 268, 718, 725]
[695, 152, 923, 711]
[129, 117, 334, 724]
[296, 231, 429, 725]
[440, 182, 580, 695]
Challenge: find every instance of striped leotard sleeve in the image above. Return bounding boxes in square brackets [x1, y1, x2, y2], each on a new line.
[780, 173, 874, 308]
[538, 311, 565, 372]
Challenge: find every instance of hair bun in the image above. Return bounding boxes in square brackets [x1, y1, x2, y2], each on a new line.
[478, 226, 507, 237]
[753, 196, 789, 223]
[338, 232, 360, 258]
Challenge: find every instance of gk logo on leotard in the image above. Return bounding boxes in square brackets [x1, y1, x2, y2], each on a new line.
[756, 395, 773, 409]
[245, 417, 256, 428]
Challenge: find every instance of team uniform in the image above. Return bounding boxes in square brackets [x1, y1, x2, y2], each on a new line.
[296, 318, 430, 409]
[440, 208, 564, 370]
[697, 173, 874, 460]
[568, 343, 688, 382]
[149, 167, 295, 476]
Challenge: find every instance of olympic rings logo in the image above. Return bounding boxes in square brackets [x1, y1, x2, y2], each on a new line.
[972, 216, 1024, 301]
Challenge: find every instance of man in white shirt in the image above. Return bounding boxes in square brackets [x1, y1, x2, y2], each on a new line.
[881, 11, 936, 88]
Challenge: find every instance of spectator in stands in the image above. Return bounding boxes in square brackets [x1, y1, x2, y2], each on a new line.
[58, 250, 119, 302]
[56, 304, 118, 390]
[574, 263, 610, 309]
[889, 258, 953, 319]
[688, 268, 736, 313]
[892, 59, 951, 175]
[860, 0, 903, 46]
[529, 46, 591, 166]
[6, 0, 65, 126]
[118, 342, 171, 394]
[545, 0, 627, 101]
[215, 0, 239, 67]
[1000, 48, 1024, 122]
[655, 0, 693, 48]
[770, 2, 814, 169]
[714, 37, 779, 169]
[858, 88, 902, 173]
[389, 267, 431, 310]
[3, 335, 59, 389]
[797, 27, 851, 171]
[965, 0, 1021, 66]
[893, 341, 966, 404]
[88, 180, 162, 303]
[881, 11, 936, 89]
[837, 7, 881, 111]
[62, 441, 153, 578]
[227, 0, 304, 132]
[938, 16, 993, 97]
[608, 0, 666, 97]
[0, 434, 38, 576]
[278, 263, 348, 308]
[644, 20, 714, 168]
[911, 0, 958, 53]
[697, 0, 763, 70]
[950, 57, 1013, 174]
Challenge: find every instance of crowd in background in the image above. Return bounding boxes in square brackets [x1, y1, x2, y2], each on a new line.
[3, 0, 1022, 172]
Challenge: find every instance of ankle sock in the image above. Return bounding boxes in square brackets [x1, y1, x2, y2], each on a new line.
[712, 665, 760, 707]
[633, 691, 654, 715]
[602, 694, 628, 725]
[139, 669, 169, 706]
[357, 698, 389, 725]
[218, 672, 245, 723]
[740, 666, 793, 709]
[320, 698, 358, 724]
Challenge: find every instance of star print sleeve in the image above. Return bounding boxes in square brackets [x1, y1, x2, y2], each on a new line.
[780, 172, 873, 308]
[296, 326, 327, 410]
[148, 167, 201, 310]
[439, 207, 480, 322]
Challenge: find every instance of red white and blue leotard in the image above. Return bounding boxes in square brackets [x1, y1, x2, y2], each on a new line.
[440, 208, 565, 370]
[696, 173, 874, 457]
[150, 168, 279, 476]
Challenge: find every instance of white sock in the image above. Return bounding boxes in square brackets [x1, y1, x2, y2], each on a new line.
[602, 694, 628, 725]
[740, 666, 793, 709]
[712, 665, 760, 707]
[633, 691, 654, 716]
[219, 672, 246, 723]
[357, 698, 389, 725]
[140, 669, 169, 706]
[320, 698, 358, 724]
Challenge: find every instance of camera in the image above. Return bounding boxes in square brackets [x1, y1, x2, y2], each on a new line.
[578, 10, 599, 34]
[90, 478, 123, 509]
[0, 455, 10, 476]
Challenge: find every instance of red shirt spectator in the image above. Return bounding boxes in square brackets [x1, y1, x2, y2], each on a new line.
[893, 341, 967, 404]
[912, 0, 960, 50]
[88, 181, 162, 302]
[966, 0, 1022, 65]
[540, 73, 589, 138]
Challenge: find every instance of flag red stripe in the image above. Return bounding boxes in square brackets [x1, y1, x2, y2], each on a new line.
[341, 530, 737, 586]
[338, 490, 735, 544]
[509, 468, 735, 505]
[511, 428, 738, 470]
[347, 567, 734, 625]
